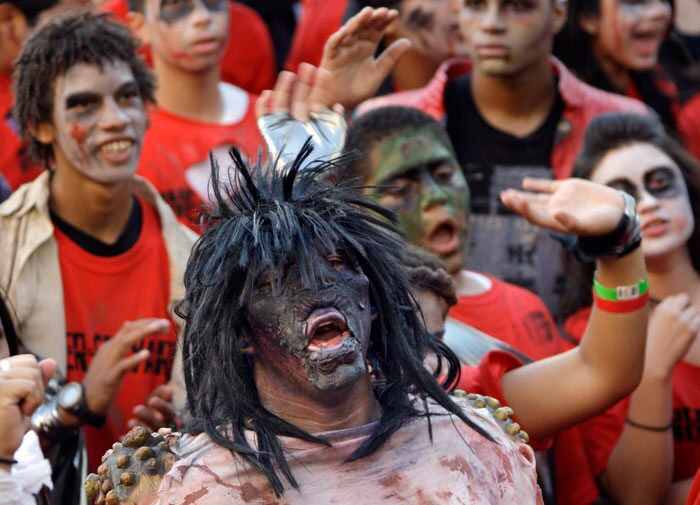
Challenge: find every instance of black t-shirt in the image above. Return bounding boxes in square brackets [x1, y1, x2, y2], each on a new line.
[444, 74, 567, 317]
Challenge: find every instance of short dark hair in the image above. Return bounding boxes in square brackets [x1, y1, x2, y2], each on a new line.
[401, 244, 458, 307]
[178, 143, 492, 497]
[561, 112, 700, 316]
[12, 9, 156, 168]
[4, 0, 58, 25]
[343, 105, 455, 182]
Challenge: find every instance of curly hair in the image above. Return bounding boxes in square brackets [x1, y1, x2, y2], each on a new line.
[560, 112, 700, 317]
[401, 244, 458, 307]
[177, 142, 493, 497]
[344, 105, 455, 182]
[12, 9, 156, 168]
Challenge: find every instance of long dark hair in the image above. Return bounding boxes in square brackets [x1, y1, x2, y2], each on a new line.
[553, 0, 692, 135]
[560, 112, 700, 317]
[176, 143, 493, 497]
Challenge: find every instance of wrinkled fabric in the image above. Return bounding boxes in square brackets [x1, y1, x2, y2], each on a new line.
[0, 431, 53, 504]
[155, 401, 542, 504]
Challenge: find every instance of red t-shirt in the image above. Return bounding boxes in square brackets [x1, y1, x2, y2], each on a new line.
[285, 0, 348, 71]
[687, 468, 700, 505]
[452, 275, 599, 505]
[565, 307, 700, 482]
[137, 97, 263, 229]
[56, 197, 177, 470]
[99, 0, 275, 94]
[449, 273, 568, 361]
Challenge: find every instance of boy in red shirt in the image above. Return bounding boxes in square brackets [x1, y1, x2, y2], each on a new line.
[0, 9, 196, 477]
[127, 0, 265, 228]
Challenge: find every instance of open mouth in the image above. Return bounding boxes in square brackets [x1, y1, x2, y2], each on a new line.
[425, 219, 460, 256]
[306, 308, 352, 352]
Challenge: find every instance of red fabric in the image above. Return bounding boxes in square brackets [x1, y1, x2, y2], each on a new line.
[687, 468, 700, 505]
[285, 0, 348, 72]
[593, 290, 650, 313]
[452, 274, 599, 505]
[678, 92, 700, 161]
[137, 98, 263, 229]
[56, 197, 177, 471]
[98, 0, 276, 94]
[0, 85, 43, 190]
[565, 308, 700, 482]
[449, 273, 568, 361]
[357, 57, 649, 180]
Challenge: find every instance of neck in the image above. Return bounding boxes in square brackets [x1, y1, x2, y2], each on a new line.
[647, 248, 700, 302]
[593, 46, 629, 91]
[256, 373, 382, 434]
[391, 49, 441, 91]
[453, 269, 492, 297]
[471, 58, 556, 137]
[49, 170, 134, 244]
[153, 57, 222, 122]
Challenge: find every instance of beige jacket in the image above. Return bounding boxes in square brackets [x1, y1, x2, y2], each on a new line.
[0, 171, 198, 373]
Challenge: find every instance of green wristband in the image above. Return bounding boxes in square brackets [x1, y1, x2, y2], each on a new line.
[593, 275, 648, 301]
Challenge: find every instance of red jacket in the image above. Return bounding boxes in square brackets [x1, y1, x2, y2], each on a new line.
[357, 57, 649, 179]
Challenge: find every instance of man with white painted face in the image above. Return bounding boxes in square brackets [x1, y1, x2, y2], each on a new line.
[0, 10, 196, 477]
[126, 0, 265, 228]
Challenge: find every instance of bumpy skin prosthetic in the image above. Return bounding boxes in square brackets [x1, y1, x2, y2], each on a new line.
[86, 393, 528, 504]
[85, 427, 180, 505]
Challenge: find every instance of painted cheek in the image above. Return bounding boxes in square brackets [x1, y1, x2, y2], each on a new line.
[70, 122, 88, 144]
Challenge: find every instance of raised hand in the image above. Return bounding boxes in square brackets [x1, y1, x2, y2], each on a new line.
[320, 7, 411, 108]
[645, 294, 700, 380]
[0, 355, 55, 460]
[126, 383, 176, 432]
[500, 178, 626, 237]
[256, 63, 347, 167]
[79, 319, 170, 421]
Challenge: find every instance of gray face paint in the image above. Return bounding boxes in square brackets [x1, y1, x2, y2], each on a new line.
[246, 250, 372, 393]
[158, 0, 227, 23]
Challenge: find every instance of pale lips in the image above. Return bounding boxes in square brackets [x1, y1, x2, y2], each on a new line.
[306, 308, 351, 352]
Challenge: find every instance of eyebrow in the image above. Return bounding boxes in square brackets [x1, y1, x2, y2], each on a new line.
[65, 91, 99, 109]
[383, 157, 453, 181]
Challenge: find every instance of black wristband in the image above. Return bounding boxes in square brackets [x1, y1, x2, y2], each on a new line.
[573, 191, 642, 262]
[0, 457, 18, 465]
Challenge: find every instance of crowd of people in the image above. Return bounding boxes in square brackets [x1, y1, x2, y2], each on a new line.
[1, 0, 700, 504]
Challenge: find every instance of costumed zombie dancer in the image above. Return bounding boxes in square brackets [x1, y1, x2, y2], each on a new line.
[86, 128, 649, 504]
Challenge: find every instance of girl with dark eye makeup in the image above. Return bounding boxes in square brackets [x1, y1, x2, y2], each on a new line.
[560, 112, 700, 504]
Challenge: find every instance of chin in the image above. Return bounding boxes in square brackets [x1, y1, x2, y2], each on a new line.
[306, 359, 367, 392]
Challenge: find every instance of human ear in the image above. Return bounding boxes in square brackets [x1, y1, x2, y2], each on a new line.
[31, 122, 56, 145]
[127, 11, 150, 45]
[551, 0, 568, 35]
[578, 12, 600, 36]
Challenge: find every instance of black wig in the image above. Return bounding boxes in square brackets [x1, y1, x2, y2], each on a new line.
[176, 142, 493, 496]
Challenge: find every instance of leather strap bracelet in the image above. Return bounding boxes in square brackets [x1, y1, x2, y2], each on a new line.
[626, 417, 673, 432]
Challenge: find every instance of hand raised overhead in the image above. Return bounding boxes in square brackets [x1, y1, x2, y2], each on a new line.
[320, 7, 411, 109]
[500, 178, 627, 237]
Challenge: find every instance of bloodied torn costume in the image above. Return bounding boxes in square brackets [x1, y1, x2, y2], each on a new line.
[87, 144, 542, 504]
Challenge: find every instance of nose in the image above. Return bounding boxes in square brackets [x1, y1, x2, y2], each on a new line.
[644, 0, 671, 22]
[480, 1, 506, 33]
[98, 97, 129, 131]
[636, 188, 661, 213]
[191, 0, 214, 25]
[421, 174, 449, 210]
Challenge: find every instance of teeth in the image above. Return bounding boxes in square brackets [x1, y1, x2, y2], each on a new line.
[100, 140, 133, 153]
